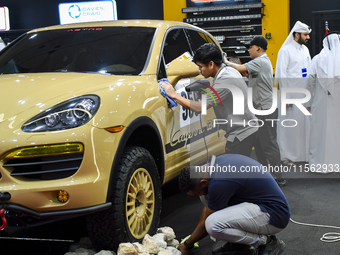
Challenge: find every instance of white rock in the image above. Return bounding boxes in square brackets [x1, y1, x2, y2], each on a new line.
[132, 242, 148, 253]
[65, 253, 78, 255]
[166, 239, 179, 248]
[165, 247, 181, 255]
[69, 243, 90, 252]
[142, 234, 160, 254]
[74, 248, 96, 255]
[158, 250, 173, 255]
[157, 227, 176, 241]
[153, 233, 166, 241]
[117, 243, 138, 255]
[95, 251, 115, 255]
[152, 233, 167, 249]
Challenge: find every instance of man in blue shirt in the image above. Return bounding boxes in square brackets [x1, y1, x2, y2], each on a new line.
[177, 154, 290, 255]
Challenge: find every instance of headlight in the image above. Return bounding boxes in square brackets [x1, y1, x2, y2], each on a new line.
[22, 95, 100, 132]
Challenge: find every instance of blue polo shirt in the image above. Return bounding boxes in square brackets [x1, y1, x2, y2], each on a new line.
[206, 154, 290, 229]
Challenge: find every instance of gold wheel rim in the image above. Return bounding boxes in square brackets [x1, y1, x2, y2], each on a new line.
[126, 168, 155, 239]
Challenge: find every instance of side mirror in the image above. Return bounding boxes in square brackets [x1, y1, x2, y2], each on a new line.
[166, 59, 199, 85]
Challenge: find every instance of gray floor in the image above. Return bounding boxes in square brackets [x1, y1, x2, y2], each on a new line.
[1, 162, 340, 255]
[160, 163, 340, 255]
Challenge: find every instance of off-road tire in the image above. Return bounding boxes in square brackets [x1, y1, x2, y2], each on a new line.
[86, 146, 162, 251]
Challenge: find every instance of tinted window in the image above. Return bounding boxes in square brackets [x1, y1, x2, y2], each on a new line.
[163, 29, 192, 65]
[0, 27, 156, 75]
[185, 29, 215, 54]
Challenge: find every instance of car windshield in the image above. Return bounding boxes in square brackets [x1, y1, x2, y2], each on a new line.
[0, 26, 156, 75]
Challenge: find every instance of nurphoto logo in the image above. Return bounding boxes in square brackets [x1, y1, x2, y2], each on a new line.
[201, 85, 311, 116]
[199, 84, 311, 128]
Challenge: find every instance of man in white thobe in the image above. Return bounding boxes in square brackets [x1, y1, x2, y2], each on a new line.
[275, 21, 312, 165]
[306, 33, 340, 172]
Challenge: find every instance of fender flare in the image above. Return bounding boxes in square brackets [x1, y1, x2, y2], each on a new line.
[106, 116, 164, 202]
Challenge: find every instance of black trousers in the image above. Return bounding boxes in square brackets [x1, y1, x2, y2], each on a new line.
[225, 132, 257, 157]
[255, 109, 282, 178]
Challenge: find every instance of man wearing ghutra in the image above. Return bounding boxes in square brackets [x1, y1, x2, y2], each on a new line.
[275, 21, 312, 166]
[306, 32, 340, 171]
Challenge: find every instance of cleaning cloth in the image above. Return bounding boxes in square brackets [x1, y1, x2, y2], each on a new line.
[158, 78, 177, 107]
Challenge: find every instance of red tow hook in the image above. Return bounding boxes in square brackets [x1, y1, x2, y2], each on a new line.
[0, 208, 7, 231]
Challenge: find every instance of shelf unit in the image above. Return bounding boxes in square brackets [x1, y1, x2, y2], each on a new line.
[183, 0, 265, 64]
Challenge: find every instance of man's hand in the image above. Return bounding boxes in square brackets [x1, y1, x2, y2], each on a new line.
[224, 60, 232, 67]
[160, 80, 177, 98]
[177, 243, 192, 255]
[160, 80, 204, 112]
[242, 72, 249, 78]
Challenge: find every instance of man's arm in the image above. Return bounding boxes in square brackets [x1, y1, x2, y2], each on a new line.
[224, 60, 248, 73]
[276, 48, 293, 108]
[177, 206, 215, 255]
[275, 48, 289, 86]
[305, 56, 318, 111]
[160, 80, 212, 113]
[305, 73, 316, 112]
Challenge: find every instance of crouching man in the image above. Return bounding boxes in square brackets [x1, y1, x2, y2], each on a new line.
[177, 154, 290, 255]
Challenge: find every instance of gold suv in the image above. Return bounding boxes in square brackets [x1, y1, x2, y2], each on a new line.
[0, 20, 225, 250]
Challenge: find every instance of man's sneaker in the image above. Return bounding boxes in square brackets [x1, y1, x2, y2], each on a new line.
[275, 178, 286, 187]
[212, 242, 256, 255]
[257, 235, 285, 255]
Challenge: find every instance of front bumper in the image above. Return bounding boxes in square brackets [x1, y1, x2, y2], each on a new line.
[0, 122, 124, 214]
[0, 201, 111, 227]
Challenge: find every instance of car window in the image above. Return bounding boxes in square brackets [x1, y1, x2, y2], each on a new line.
[0, 27, 156, 75]
[185, 29, 216, 54]
[162, 29, 192, 66]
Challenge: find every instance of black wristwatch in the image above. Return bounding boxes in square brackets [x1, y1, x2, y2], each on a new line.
[184, 240, 194, 250]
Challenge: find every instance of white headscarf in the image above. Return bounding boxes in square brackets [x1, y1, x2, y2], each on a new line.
[316, 33, 340, 94]
[280, 21, 312, 50]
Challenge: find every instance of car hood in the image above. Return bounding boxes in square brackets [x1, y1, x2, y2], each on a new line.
[0, 72, 143, 123]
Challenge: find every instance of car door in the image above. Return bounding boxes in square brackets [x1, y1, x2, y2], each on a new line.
[160, 27, 225, 182]
[184, 28, 226, 162]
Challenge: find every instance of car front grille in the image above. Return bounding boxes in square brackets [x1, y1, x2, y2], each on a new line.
[2, 153, 83, 180]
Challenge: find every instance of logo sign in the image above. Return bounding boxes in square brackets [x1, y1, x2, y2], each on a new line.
[201, 84, 311, 116]
[194, 81, 222, 115]
[59, 1, 117, 25]
[0, 6, 10, 31]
